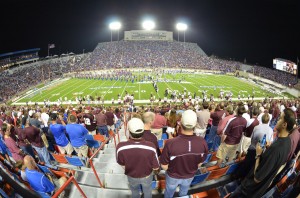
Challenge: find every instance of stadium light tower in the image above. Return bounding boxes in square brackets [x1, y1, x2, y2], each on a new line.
[142, 20, 155, 30]
[109, 21, 121, 42]
[176, 23, 188, 43]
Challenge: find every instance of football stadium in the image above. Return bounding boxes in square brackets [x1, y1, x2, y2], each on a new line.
[1, 1, 300, 198]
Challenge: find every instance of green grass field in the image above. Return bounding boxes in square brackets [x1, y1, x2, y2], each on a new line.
[15, 73, 286, 104]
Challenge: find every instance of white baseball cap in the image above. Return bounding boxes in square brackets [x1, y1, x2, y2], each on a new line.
[181, 110, 197, 129]
[128, 118, 144, 134]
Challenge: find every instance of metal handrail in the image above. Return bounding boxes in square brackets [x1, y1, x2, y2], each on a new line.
[88, 137, 112, 188]
[52, 176, 87, 198]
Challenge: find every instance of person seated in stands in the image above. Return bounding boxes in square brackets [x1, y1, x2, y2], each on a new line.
[66, 115, 88, 159]
[23, 155, 67, 197]
[49, 113, 74, 156]
[142, 112, 161, 156]
[160, 110, 208, 198]
[216, 105, 247, 165]
[2, 123, 24, 167]
[116, 118, 160, 198]
[230, 108, 296, 198]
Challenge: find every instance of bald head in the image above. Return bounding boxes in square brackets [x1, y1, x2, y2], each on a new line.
[24, 155, 38, 170]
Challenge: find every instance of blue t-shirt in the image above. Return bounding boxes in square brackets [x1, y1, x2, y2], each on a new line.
[0, 138, 8, 155]
[66, 123, 88, 147]
[25, 169, 55, 193]
[49, 124, 69, 147]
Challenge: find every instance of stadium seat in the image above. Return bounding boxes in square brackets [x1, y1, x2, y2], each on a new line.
[191, 172, 210, 185]
[93, 134, 106, 142]
[51, 153, 68, 164]
[65, 156, 85, 167]
[37, 164, 52, 175]
[206, 166, 229, 180]
[224, 180, 240, 194]
[53, 144, 61, 154]
[0, 188, 9, 198]
[37, 192, 51, 198]
[190, 191, 209, 198]
[151, 180, 158, 189]
[157, 180, 166, 190]
[210, 152, 218, 161]
[261, 186, 280, 198]
[85, 134, 94, 140]
[225, 163, 240, 175]
[158, 140, 164, 149]
[161, 133, 168, 140]
[203, 153, 212, 164]
[86, 139, 101, 148]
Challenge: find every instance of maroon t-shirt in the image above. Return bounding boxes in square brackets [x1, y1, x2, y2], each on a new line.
[105, 112, 114, 126]
[23, 126, 44, 148]
[116, 138, 159, 178]
[160, 134, 208, 179]
[211, 110, 226, 126]
[142, 130, 161, 156]
[15, 127, 27, 147]
[244, 118, 259, 137]
[83, 113, 96, 131]
[224, 116, 247, 145]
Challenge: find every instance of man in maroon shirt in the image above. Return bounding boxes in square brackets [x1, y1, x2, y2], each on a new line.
[216, 105, 247, 165]
[105, 107, 115, 133]
[23, 119, 54, 168]
[142, 112, 161, 156]
[116, 118, 159, 198]
[151, 108, 167, 140]
[95, 109, 108, 137]
[83, 109, 97, 135]
[207, 102, 226, 151]
[160, 110, 208, 198]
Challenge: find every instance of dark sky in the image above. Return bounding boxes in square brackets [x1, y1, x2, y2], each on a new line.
[0, 0, 299, 68]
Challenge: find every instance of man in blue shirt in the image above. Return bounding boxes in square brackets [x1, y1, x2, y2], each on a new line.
[24, 155, 67, 195]
[49, 114, 73, 155]
[66, 115, 88, 158]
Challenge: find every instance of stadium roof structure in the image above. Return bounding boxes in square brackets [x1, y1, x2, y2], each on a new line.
[0, 48, 40, 58]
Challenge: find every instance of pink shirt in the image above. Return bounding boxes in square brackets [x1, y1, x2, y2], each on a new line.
[151, 114, 167, 129]
[217, 114, 235, 135]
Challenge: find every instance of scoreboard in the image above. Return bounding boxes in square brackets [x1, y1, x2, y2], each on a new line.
[273, 58, 297, 75]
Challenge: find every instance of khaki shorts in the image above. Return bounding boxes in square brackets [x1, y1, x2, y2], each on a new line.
[194, 128, 206, 138]
[74, 145, 88, 157]
[107, 125, 115, 132]
[216, 143, 239, 162]
[58, 142, 74, 155]
[238, 135, 251, 154]
[88, 130, 96, 135]
[151, 128, 163, 140]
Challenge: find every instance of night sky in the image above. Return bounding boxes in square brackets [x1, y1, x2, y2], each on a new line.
[0, 0, 299, 68]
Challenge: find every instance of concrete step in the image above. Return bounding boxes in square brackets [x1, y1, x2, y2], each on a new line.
[104, 173, 129, 190]
[102, 148, 116, 155]
[93, 162, 124, 174]
[69, 185, 133, 198]
[74, 170, 105, 187]
[93, 154, 117, 163]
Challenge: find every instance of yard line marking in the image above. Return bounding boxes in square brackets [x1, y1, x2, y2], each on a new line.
[57, 79, 95, 100]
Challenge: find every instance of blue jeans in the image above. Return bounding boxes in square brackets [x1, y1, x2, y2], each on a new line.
[98, 126, 109, 137]
[20, 145, 35, 158]
[164, 173, 193, 198]
[127, 174, 153, 198]
[206, 125, 220, 151]
[32, 145, 52, 166]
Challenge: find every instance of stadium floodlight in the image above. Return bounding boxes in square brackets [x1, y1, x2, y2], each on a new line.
[109, 22, 121, 30]
[176, 23, 188, 43]
[142, 20, 155, 30]
[109, 21, 121, 42]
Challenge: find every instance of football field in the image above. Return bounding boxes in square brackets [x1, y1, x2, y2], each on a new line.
[14, 73, 287, 105]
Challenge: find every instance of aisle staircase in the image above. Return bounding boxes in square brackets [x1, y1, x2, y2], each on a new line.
[67, 127, 163, 198]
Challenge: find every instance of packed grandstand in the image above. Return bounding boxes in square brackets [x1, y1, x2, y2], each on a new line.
[0, 34, 300, 198]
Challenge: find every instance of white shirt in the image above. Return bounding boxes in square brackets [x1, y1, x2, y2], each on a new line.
[41, 112, 49, 127]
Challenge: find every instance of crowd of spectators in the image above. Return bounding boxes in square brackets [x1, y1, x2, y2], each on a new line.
[0, 95, 300, 196]
[0, 41, 298, 102]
